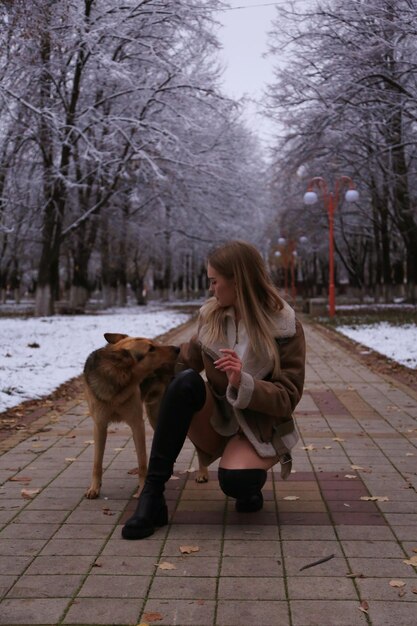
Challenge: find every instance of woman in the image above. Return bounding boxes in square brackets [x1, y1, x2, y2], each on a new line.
[122, 240, 306, 540]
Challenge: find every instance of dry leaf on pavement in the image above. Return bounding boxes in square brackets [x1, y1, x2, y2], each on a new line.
[344, 474, 357, 479]
[9, 476, 32, 483]
[360, 496, 389, 502]
[179, 545, 200, 554]
[283, 496, 300, 501]
[389, 580, 406, 588]
[332, 437, 345, 442]
[21, 488, 40, 499]
[403, 555, 417, 567]
[358, 600, 369, 614]
[302, 444, 316, 451]
[156, 561, 176, 570]
[142, 612, 163, 622]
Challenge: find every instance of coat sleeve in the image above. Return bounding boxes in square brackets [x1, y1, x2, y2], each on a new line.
[226, 320, 306, 417]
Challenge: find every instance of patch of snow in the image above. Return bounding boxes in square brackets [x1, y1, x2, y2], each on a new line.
[0, 304, 193, 412]
[336, 322, 417, 370]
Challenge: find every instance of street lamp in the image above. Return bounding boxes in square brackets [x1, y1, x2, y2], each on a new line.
[303, 176, 359, 317]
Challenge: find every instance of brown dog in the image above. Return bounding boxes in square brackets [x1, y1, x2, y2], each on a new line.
[83, 333, 179, 499]
[84, 333, 209, 499]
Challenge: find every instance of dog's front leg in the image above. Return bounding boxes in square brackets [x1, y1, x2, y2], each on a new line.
[85, 422, 107, 499]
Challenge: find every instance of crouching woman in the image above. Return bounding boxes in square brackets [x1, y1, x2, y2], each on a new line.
[122, 240, 306, 540]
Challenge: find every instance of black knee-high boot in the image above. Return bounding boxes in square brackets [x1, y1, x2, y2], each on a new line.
[218, 468, 267, 512]
[122, 369, 206, 540]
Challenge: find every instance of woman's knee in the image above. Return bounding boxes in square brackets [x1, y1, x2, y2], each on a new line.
[218, 467, 267, 499]
[166, 369, 206, 410]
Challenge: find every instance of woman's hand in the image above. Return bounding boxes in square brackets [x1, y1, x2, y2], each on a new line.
[214, 349, 242, 389]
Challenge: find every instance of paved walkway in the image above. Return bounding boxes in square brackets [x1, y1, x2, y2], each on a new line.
[0, 318, 417, 626]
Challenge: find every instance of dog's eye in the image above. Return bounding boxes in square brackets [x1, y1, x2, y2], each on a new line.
[148, 345, 156, 352]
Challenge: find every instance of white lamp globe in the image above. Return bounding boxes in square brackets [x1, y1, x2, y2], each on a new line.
[278, 237, 286, 246]
[274, 250, 281, 257]
[304, 191, 318, 205]
[345, 189, 359, 203]
[299, 236, 308, 244]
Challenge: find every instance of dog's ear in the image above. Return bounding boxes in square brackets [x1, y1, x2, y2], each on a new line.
[104, 333, 128, 344]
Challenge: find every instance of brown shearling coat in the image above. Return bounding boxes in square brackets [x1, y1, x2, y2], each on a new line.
[179, 301, 306, 467]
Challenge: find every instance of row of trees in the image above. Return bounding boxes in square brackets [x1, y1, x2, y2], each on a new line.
[266, 0, 417, 301]
[0, 0, 271, 315]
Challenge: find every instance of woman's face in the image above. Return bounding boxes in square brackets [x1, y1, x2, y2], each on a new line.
[207, 263, 236, 308]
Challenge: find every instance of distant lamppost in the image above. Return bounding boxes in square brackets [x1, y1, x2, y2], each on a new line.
[303, 176, 359, 317]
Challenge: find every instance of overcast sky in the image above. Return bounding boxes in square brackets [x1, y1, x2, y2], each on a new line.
[214, 0, 313, 146]
[214, 0, 277, 145]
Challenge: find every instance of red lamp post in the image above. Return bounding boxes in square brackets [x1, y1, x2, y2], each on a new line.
[304, 176, 359, 317]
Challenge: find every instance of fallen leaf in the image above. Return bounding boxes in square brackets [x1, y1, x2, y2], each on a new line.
[65, 457, 77, 462]
[344, 474, 357, 479]
[360, 496, 389, 502]
[405, 453, 414, 457]
[283, 495, 300, 501]
[84, 440, 94, 445]
[343, 503, 351, 507]
[156, 561, 176, 570]
[142, 613, 162, 623]
[179, 545, 200, 554]
[398, 590, 406, 597]
[413, 548, 417, 553]
[92, 561, 102, 567]
[404, 555, 417, 567]
[9, 476, 32, 483]
[113, 447, 124, 451]
[21, 488, 40, 499]
[351, 464, 365, 470]
[102, 508, 114, 516]
[411, 588, 417, 594]
[358, 600, 369, 614]
[389, 580, 406, 588]
[302, 444, 316, 451]
[323, 446, 332, 450]
[332, 437, 345, 442]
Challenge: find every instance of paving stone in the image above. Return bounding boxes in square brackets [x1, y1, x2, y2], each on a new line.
[77, 574, 151, 598]
[63, 597, 140, 625]
[220, 556, 283, 577]
[356, 577, 417, 601]
[218, 576, 286, 600]
[148, 576, 217, 599]
[216, 600, 290, 625]
[340, 540, 406, 558]
[291, 599, 368, 625]
[24, 555, 95, 576]
[0, 598, 69, 625]
[140, 598, 215, 625]
[287, 575, 358, 599]
[364, 601, 417, 625]
[7, 574, 83, 598]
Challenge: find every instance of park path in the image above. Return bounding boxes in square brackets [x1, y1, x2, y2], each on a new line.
[0, 316, 416, 626]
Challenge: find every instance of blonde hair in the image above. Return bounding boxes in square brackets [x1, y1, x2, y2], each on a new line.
[200, 240, 284, 375]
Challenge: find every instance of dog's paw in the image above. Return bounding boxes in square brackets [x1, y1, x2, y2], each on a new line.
[195, 471, 209, 484]
[85, 486, 100, 499]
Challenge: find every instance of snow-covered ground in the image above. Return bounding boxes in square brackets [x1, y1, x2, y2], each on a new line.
[336, 322, 417, 370]
[0, 304, 194, 412]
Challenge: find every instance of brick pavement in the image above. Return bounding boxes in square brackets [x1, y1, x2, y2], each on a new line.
[0, 318, 417, 625]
